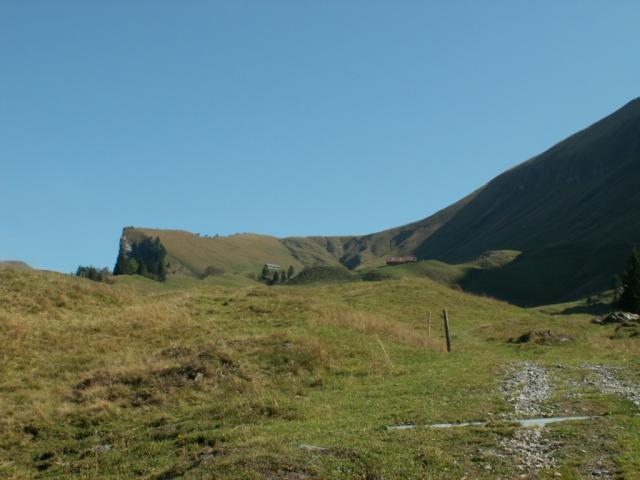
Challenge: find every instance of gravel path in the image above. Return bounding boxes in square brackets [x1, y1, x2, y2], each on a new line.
[498, 427, 558, 473]
[496, 362, 559, 474]
[583, 364, 640, 409]
[501, 361, 552, 417]
[497, 362, 636, 477]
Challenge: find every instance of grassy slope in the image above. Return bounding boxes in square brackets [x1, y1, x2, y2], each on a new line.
[1, 269, 639, 479]
[287, 265, 355, 285]
[125, 228, 306, 277]
[374, 259, 470, 285]
[119, 188, 479, 279]
[280, 237, 349, 267]
[282, 192, 479, 271]
[118, 225, 526, 295]
[112, 272, 258, 295]
[360, 250, 521, 287]
[0, 261, 31, 271]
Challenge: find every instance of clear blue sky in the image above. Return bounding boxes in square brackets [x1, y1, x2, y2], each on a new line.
[2, 1, 639, 272]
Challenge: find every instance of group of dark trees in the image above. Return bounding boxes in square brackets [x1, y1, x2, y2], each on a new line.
[75, 265, 112, 283]
[114, 237, 167, 282]
[260, 265, 295, 284]
[618, 247, 640, 314]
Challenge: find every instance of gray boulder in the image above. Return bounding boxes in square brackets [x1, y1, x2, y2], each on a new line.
[593, 311, 640, 325]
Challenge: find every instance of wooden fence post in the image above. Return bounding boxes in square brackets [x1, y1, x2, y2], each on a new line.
[443, 309, 452, 352]
[427, 310, 432, 337]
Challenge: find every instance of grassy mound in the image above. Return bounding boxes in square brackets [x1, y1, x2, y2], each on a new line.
[0, 260, 31, 271]
[0, 269, 123, 316]
[288, 265, 355, 284]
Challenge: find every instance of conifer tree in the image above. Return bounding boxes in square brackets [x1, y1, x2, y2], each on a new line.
[114, 253, 126, 275]
[287, 265, 295, 279]
[619, 247, 640, 313]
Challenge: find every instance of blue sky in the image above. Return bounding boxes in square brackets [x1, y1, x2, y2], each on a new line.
[2, 1, 639, 272]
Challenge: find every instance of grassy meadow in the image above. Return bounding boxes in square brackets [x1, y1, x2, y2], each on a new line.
[1, 269, 639, 479]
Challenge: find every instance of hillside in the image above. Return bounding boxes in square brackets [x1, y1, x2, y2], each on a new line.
[0, 260, 31, 271]
[115, 192, 479, 279]
[115, 98, 640, 305]
[310, 98, 640, 304]
[409, 98, 640, 304]
[2, 269, 640, 478]
[322, 98, 640, 304]
[278, 192, 480, 271]
[120, 228, 306, 278]
[363, 250, 521, 287]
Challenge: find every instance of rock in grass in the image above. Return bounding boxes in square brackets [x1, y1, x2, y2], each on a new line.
[592, 312, 640, 325]
[509, 330, 573, 345]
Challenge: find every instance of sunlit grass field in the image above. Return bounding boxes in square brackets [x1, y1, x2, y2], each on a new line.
[1, 269, 639, 478]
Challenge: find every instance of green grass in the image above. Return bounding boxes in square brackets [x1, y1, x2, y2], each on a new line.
[357, 250, 520, 287]
[112, 272, 257, 295]
[1, 270, 639, 478]
[288, 265, 355, 284]
[372, 260, 469, 285]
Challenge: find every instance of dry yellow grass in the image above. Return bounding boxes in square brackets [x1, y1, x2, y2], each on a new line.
[309, 304, 443, 351]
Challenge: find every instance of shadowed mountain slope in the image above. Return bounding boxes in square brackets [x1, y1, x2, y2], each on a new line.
[414, 97, 640, 261]
[409, 97, 640, 304]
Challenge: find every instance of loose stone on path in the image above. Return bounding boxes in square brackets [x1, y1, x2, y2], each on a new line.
[583, 364, 640, 409]
[501, 361, 552, 417]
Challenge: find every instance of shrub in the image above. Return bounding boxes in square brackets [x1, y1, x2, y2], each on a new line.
[619, 247, 640, 313]
[75, 266, 112, 283]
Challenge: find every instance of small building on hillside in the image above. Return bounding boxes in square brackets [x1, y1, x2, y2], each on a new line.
[263, 263, 281, 271]
[385, 256, 418, 266]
